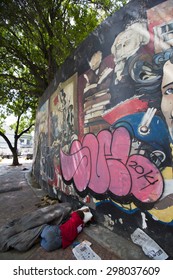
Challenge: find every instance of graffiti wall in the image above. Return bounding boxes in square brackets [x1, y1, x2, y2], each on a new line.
[33, 0, 173, 257]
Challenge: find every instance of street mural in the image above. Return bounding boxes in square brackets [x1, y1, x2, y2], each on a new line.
[60, 127, 163, 204]
[33, 0, 173, 256]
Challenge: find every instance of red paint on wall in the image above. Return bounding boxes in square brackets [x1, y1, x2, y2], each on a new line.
[102, 98, 148, 125]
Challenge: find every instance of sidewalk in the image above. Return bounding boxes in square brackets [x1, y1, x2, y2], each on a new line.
[0, 159, 148, 260]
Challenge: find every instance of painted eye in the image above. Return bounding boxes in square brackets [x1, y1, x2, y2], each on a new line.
[165, 88, 173, 95]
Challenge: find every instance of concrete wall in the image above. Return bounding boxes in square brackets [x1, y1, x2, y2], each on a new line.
[33, 0, 173, 258]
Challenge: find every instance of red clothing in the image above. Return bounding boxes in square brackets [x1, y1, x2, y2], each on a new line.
[60, 212, 84, 249]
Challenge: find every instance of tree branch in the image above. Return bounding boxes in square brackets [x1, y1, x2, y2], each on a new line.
[0, 131, 14, 151]
[18, 123, 35, 138]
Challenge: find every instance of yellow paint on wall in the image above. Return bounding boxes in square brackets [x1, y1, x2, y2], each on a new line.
[148, 206, 173, 223]
[162, 167, 173, 179]
[94, 198, 173, 223]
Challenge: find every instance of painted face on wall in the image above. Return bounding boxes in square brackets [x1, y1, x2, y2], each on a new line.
[161, 59, 173, 141]
[111, 22, 150, 82]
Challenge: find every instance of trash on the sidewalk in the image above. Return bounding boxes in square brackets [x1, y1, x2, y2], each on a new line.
[22, 167, 29, 171]
[131, 228, 168, 260]
[72, 241, 101, 260]
[82, 239, 92, 246]
[35, 195, 58, 207]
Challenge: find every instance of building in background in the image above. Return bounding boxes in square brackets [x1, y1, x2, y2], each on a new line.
[0, 124, 33, 159]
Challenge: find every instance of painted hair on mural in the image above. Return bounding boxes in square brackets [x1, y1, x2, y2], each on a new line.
[128, 47, 173, 96]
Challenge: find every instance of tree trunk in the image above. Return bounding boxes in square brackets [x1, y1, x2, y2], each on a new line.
[11, 132, 20, 166]
[0, 121, 34, 166]
[12, 148, 20, 166]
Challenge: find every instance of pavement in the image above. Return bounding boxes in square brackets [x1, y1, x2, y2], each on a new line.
[0, 158, 149, 260]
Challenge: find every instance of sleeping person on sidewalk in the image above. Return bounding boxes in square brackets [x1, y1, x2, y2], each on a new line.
[40, 206, 93, 251]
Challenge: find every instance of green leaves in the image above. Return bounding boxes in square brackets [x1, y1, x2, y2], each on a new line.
[0, 0, 128, 165]
[0, 0, 127, 131]
[1, 0, 127, 97]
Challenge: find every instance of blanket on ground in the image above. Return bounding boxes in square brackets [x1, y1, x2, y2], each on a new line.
[0, 202, 72, 252]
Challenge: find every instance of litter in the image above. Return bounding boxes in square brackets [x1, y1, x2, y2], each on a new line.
[72, 241, 101, 260]
[131, 228, 168, 260]
[35, 195, 58, 207]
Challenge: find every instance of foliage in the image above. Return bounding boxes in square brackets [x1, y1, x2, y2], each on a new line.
[0, 0, 128, 97]
[0, 0, 128, 165]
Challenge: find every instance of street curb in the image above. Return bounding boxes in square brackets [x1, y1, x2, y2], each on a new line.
[84, 225, 149, 260]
